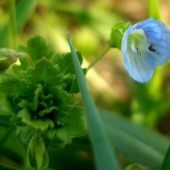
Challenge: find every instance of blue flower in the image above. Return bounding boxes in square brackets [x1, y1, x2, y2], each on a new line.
[121, 18, 170, 83]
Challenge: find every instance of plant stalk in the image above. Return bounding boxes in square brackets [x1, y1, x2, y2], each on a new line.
[88, 46, 111, 70]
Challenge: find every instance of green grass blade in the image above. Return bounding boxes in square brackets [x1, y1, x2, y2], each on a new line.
[100, 109, 170, 170]
[149, 0, 161, 20]
[67, 32, 121, 170]
[161, 145, 170, 170]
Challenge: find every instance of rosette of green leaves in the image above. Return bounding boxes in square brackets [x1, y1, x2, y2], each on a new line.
[0, 35, 86, 149]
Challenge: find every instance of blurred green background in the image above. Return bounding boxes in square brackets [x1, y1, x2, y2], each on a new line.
[0, 0, 170, 169]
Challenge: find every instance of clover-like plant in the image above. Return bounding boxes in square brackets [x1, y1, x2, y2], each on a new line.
[0, 35, 86, 170]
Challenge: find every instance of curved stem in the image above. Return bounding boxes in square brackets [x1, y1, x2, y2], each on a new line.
[17, 53, 34, 67]
[88, 46, 111, 70]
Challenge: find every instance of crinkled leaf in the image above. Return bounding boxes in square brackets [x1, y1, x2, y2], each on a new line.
[17, 109, 54, 131]
[18, 35, 54, 63]
[26, 57, 60, 86]
[49, 86, 74, 122]
[45, 106, 86, 147]
[31, 119, 54, 131]
[20, 58, 62, 99]
[0, 74, 22, 96]
[51, 51, 83, 75]
[17, 109, 31, 124]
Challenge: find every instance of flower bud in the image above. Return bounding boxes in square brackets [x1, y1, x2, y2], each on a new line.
[0, 48, 18, 73]
[27, 135, 49, 170]
[108, 22, 130, 49]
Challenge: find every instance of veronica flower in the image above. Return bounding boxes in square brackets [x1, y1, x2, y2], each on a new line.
[121, 18, 170, 83]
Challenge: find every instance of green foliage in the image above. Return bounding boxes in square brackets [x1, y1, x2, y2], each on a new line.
[0, 35, 86, 150]
[108, 21, 130, 49]
[18, 35, 55, 63]
[100, 109, 170, 170]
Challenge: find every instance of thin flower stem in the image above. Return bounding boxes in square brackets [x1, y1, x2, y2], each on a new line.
[9, 0, 17, 50]
[0, 163, 23, 170]
[88, 46, 111, 70]
[17, 53, 34, 67]
[0, 125, 15, 151]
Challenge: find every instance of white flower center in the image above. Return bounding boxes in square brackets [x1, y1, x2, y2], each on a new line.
[128, 29, 147, 55]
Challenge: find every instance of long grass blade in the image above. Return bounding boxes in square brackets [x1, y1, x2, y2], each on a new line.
[67, 32, 121, 170]
[100, 109, 170, 170]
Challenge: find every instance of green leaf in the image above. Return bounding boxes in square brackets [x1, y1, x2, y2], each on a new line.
[51, 52, 86, 93]
[0, 74, 22, 96]
[108, 21, 130, 49]
[46, 106, 86, 147]
[19, 57, 62, 98]
[51, 51, 83, 75]
[27, 57, 60, 85]
[18, 35, 55, 63]
[17, 109, 54, 131]
[161, 145, 170, 170]
[68, 33, 121, 170]
[99, 109, 170, 170]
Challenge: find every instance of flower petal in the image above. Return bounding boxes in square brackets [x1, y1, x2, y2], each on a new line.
[147, 21, 170, 66]
[134, 18, 163, 43]
[121, 25, 132, 63]
[122, 45, 155, 83]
